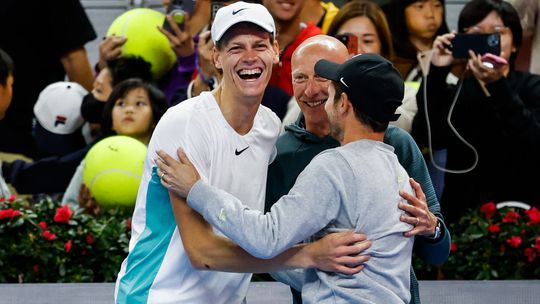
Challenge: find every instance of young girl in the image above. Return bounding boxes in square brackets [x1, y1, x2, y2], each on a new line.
[383, 0, 450, 81]
[62, 79, 168, 213]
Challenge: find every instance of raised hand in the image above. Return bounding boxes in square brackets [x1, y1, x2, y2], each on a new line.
[98, 35, 127, 70]
[431, 32, 456, 67]
[158, 14, 195, 58]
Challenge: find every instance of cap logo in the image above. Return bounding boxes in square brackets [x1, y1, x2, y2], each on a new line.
[232, 8, 248, 15]
[55, 115, 67, 127]
[340, 77, 349, 88]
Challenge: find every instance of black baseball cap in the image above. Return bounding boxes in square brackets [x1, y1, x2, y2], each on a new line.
[315, 53, 404, 123]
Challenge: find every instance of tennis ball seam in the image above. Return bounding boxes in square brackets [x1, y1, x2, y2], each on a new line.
[87, 168, 142, 193]
[120, 9, 143, 55]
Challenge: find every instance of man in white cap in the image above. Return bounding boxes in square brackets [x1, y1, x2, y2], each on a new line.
[115, 3, 367, 303]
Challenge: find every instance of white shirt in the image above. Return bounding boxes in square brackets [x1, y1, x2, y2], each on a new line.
[115, 92, 280, 304]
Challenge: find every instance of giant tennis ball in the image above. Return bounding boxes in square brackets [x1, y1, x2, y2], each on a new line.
[107, 8, 176, 79]
[83, 136, 147, 208]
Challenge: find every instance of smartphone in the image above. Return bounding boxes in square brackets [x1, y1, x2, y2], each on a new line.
[210, 1, 224, 25]
[451, 33, 501, 59]
[335, 33, 358, 55]
[163, 0, 196, 32]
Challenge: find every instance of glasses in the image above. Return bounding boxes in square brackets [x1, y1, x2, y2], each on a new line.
[465, 25, 511, 35]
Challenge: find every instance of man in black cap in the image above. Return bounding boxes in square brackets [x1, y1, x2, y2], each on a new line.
[157, 53, 417, 303]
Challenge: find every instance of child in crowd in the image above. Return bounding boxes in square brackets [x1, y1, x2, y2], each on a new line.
[381, 0, 450, 81]
[62, 79, 167, 214]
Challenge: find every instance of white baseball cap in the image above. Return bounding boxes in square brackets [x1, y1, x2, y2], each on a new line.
[211, 1, 276, 44]
[33, 81, 87, 135]
[33, 81, 88, 156]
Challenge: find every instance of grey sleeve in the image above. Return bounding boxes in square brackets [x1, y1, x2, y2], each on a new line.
[61, 160, 85, 209]
[186, 152, 342, 259]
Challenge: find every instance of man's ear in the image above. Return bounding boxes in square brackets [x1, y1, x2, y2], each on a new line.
[272, 40, 280, 64]
[339, 92, 350, 115]
[213, 47, 222, 69]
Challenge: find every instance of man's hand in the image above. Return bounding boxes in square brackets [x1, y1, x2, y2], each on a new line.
[98, 35, 127, 70]
[156, 148, 201, 197]
[158, 15, 195, 58]
[399, 178, 438, 237]
[304, 231, 371, 275]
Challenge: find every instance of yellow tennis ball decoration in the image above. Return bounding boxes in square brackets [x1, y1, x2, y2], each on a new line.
[107, 8, 176, 79]
[83, 136, 147, 208]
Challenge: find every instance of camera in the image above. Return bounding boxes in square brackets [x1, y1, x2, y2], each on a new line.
[451, 33, 501, 59]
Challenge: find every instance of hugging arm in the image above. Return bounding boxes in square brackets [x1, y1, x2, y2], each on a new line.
[170, 192, 370, 274]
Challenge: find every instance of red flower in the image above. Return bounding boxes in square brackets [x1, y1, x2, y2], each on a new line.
[38, 221, 47, 229]
[33, 265, 39, 273]
[64, 240, 73, 253]
[506, 236, 522, 248]
[488, 224, 501, 233]
[86, 234, 94, 245]
[535, 237, 540, 253]
[126, 217, 132, 231]
[53, 205, 73, 223]
[0, 208, 21, 220]
[7, 194, 16, 202]
[450, 242, 458, 253]
[524, 247, 536, 263]
[42, 230, 57, 241]
[480, 202, 497, 219]
[502, 211, 521, 224]
[525, 207, 540, 225]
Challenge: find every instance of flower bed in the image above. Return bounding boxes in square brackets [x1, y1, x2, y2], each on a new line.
[416, 202, 540, 279]
[0, 195, 131, 283]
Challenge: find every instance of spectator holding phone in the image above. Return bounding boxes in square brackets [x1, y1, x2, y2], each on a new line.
[411, 0, 540, 225]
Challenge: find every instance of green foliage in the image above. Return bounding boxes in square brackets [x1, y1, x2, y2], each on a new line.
[414, 202, 540, 280]
[0, 195, 131, 282]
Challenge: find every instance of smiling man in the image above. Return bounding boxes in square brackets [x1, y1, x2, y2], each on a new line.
[114, 3, 281, 303]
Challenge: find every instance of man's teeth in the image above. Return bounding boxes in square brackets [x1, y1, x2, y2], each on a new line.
[239, 68, 262, 75]
[305, 100, 325, 107]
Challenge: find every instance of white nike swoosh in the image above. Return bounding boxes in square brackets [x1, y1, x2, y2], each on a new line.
[340, 77, 349, 88]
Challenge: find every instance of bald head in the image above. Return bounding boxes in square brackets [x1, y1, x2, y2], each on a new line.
[290, 35, 350, 136]
[292, 35, 349, 69]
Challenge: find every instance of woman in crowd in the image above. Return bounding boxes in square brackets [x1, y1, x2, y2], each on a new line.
[411, 0, 540, 225]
